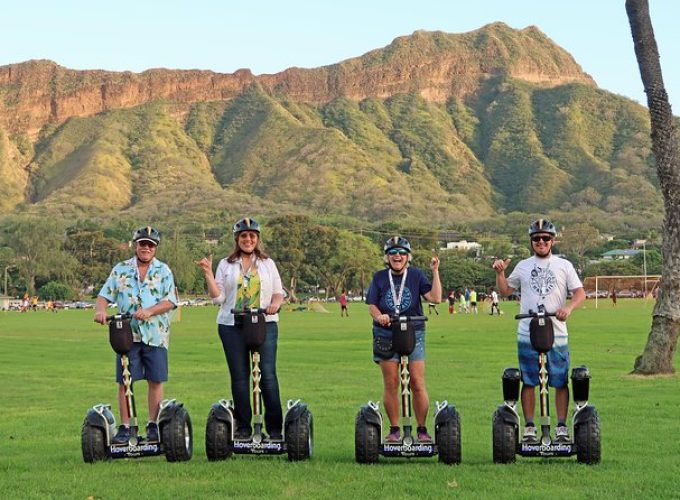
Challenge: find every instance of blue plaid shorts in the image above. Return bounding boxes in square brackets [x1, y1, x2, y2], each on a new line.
[518, 336, 569, 388]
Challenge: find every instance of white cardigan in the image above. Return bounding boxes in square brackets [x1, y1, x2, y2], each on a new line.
[212, 256, 284, 326]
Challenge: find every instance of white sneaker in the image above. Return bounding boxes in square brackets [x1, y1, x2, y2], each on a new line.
[522, 425, 538, 443]
[555, 425, 570, 442]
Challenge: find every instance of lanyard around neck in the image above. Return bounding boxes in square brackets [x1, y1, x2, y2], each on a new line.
[388, 268, 408, 315]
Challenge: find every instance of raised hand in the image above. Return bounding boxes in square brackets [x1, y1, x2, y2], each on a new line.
[492, 258, 512, 274]
[196, 255, 213, 276]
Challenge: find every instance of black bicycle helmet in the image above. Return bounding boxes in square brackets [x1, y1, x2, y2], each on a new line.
[233, 217, 261, 237]
[528, 219, 557, 236]
[383, 236, 412, 254]
[132, 226, 161, 245]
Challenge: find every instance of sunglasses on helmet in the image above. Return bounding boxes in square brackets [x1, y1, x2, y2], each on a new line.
[387, 248, 409, 256]
[531, 235, 553, 243]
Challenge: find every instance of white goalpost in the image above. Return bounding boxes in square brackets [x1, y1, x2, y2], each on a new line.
[583, 275, 661, 309]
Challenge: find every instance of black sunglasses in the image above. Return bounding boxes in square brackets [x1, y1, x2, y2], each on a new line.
[531, 235, 553, 243]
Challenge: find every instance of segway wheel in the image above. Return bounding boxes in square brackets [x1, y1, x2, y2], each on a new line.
[286, 408, 313, 461]
[205, 408, 233, 461]
[492, 410, 517, 464]
[436, 410, 462, 465]
[81, 420, 108, 463]
[575, 408, 601, 465]
[161, 407, 193, 462]
[354, 414, 380, 464]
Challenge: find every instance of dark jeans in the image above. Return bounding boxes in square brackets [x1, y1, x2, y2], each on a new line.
[218, 322, 283, 434]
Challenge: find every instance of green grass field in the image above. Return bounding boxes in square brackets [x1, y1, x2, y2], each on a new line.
[1, 299, 679, 499]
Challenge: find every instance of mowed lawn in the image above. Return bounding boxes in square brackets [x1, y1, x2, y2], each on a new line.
[1, 299, 679, 499]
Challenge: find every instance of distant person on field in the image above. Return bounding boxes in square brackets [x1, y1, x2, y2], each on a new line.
[611, 289, 617, 307]
[489, 289, 501, 316]
[339, 290, 349, 317]
[457, 290, 466, 313]
[94, 226, 178, 445]
[366, 236, 441, 443]
[447, 291, 456, 314]
[464, 287, 471, 313]
[492, 218, 585, 444]
[428, 301, 439, 315]
[469, 288, 478, 314]
[197, 217, 284, 441]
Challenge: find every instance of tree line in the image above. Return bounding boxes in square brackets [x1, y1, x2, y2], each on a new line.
[0, 214, 660, 302]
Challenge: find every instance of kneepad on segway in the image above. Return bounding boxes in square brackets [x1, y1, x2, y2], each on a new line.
[491, 309, 601, 464]
[205, 308, 313, 462]
[355, 315, 461, 465]
[81, 313, 193, 463]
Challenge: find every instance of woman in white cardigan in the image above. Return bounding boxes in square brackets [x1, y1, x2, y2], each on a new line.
[197, 217, 285, 440]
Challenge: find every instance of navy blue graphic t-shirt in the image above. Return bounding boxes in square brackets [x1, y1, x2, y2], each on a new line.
[366, 268, 432, 329]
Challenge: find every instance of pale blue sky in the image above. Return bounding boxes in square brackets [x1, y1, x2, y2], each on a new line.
[2, 1, 679, 107]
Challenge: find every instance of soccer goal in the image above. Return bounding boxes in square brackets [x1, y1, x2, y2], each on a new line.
[582, 275, 661, 309]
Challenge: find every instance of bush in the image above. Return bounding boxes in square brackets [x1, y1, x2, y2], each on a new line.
[39, 281, 74, 301]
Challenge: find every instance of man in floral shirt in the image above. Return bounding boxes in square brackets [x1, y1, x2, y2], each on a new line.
[94, 226, 178, 444]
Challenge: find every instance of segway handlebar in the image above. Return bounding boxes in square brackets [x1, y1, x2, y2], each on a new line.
[231, 307, 280, 315]
[514, 310, 557, 320]
[105, 313, 132, 322]
[388, 314, 428, 322]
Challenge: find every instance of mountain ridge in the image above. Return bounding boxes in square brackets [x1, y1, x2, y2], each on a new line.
[0, 23, 659, 231]
[1, 23, 594, 138]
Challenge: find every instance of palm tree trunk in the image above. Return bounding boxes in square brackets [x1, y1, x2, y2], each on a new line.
[627, 0, 680, 373]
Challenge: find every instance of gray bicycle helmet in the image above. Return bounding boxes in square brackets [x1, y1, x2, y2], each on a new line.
[384, 236, 412, 254]
[528, 219, 557, 236]
[132, 226, 161, 245]
[233, 217, 261, 237]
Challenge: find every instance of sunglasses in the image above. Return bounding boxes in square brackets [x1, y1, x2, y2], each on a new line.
[137, 241, 157, 248]
[531, 236, 553, 243]
[387, 248, 409, 256]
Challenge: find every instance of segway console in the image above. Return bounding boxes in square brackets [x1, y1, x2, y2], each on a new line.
[355, 315, 461, 464]
[205, 308, 313, 462]
[81, 313, 193, 463]
[492, 309, 600, 464]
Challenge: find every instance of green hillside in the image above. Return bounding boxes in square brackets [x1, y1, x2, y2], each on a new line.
[0, 26, 663, 230]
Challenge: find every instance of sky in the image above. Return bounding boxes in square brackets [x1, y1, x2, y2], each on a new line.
[2, 1, 680, 108]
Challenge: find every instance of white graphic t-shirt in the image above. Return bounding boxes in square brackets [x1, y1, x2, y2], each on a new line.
[506, 255, 583, 339]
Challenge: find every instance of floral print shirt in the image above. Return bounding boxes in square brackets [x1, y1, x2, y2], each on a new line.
[98, 257, 178, 348]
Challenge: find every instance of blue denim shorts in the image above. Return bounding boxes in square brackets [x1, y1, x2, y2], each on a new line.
[372, 326, 425, 363]
[115, 342, 168, 383]
[518, 337, 569, 388]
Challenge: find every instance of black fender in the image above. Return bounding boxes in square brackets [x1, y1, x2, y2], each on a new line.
[573, 404, 598, 427]
[357, 404, 382, 427]
[85, 406, 115, 430]
[495, 404, 520, 427]
[157, 400, 186, 426]
[208, 401, 234, 424]
[284, 401, 310, 424]
[434, 404, 459, 427]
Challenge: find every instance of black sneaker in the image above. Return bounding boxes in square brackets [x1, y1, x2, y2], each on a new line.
[112, 425, 130, 445]
[146, 422, 159, 442]
[268, 431, 283, 441]
[234, 427, 252, 440]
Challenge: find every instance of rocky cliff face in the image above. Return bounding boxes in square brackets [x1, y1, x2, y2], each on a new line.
[0, 23, 594, 138]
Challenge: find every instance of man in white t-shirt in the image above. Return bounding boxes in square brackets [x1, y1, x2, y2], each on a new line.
[492, 219, 586, 443]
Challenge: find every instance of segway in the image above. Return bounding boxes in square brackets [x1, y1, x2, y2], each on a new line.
[81, 313, 193, 462]
[355, 315, 461, 464]
[205, 308, 313, 461]
[492, 308, 601, 464]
